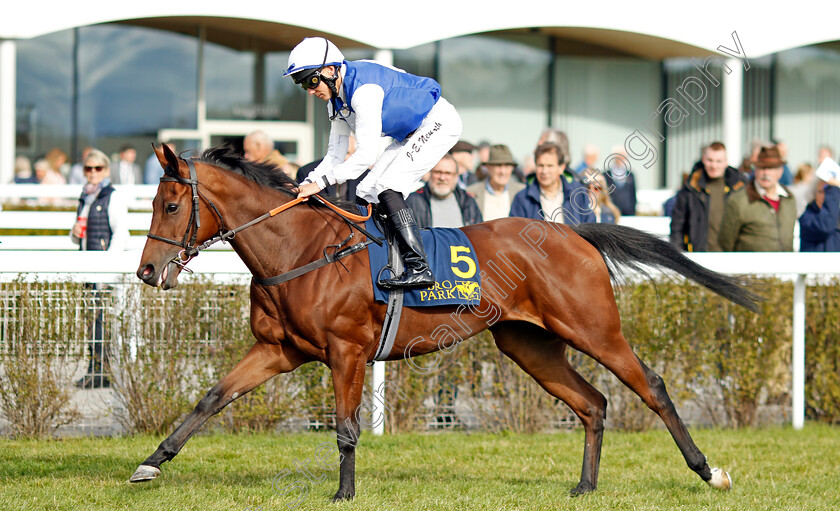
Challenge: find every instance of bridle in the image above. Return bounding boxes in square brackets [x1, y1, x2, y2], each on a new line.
[145, 159, 225, 274]
[146, 157, 376, 281]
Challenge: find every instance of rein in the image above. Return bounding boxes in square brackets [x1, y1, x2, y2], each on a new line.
[146, 157, 377, 283]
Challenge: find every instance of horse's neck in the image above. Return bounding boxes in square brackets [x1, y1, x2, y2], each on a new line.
[221, 190, 336, 280]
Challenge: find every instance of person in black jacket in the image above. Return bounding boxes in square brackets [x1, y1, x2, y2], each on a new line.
[70, 149, 129, 388]
[670, 141, 747, 252]
[406, 154, 483, 228]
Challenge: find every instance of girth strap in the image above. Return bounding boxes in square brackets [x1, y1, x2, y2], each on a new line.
[252, 241, 371, 286]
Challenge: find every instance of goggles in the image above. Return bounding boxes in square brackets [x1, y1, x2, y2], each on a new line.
[294, 70, 322, 90]
[293, 40, 330, 91]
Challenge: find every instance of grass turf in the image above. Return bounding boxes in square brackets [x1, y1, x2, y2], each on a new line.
[1, 424, 838, 510]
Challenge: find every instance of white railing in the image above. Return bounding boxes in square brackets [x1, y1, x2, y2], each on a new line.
[1, 209, 671, 251]
[0, 184, 157, 209]
[0, 250, 835, 432]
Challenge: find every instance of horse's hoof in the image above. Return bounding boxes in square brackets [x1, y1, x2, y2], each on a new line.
[570, 482, 595, 497]
[707, 467, 732, 491]
[332, 490, 355, 502]
[129, 464, 161, 483]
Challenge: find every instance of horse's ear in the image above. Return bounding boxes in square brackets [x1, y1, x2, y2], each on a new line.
[154, 143, 181, 175]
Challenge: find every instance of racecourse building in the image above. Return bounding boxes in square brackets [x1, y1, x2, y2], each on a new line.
[2, 3, 840, 189]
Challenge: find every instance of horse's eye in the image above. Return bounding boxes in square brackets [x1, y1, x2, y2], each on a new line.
[166, 203, 179, 214]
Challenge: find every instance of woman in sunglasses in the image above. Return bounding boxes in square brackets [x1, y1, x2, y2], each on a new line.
[70, 148, 129, 252]
[286, 37, 462, 289]
[70, 148, 130, 389]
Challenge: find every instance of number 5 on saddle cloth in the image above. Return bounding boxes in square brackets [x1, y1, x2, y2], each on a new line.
[365, 209, 482, 308]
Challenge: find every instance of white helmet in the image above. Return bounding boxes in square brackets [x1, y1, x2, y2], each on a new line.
[284, 37, 345, 77]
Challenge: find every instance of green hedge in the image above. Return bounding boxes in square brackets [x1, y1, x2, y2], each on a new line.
[1, 277, 838, 437]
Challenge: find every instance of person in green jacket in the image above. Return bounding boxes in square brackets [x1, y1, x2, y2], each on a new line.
[718, 145, 797, 252]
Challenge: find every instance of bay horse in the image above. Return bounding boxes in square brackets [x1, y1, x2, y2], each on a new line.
[131, 143, 756, 499]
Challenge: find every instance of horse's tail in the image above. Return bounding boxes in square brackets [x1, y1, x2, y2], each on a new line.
[571, 223, 762, 313]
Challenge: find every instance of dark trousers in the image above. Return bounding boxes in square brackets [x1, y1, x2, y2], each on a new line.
[79, 283, 109, 387]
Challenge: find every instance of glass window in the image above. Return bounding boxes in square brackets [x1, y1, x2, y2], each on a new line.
[439, 35, 551, 169]
[775, 45, 840, 171]
[17, 24, 199, 168]
[204, 42, 255, 120]
[265, 51, 306, 122]
[394, 43, 437, 79]
[558, 57, 661, 188]
[16, 30, 74, 159]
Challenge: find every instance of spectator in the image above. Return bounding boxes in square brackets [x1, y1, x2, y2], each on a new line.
[70, 149, 129, 388]
[34, 158, 66, 185]
[662, 171, 690, 218]
[12, 155, 38, 184]
[45, 147, 70, 180]
[510, 142, 595, 224]
[799, 177, 840, 252]
[68, 146, 94, 185]
[111, 144, 143, 185]
[467, 144, 525, 221]
[773, 139, 794, 186]
[145, 142, 175, 184]
[718, 146, 797, 252]
[475, 141, 491, 181]
[524, 127, 578, 184]
[587, 172, 621, 223]
[70, 149, 129, 251]
[817, 144, 834, 166]
[244, 130, 296, 179]
[573, 143, 600, 178]
[406, 154, 482, 228]
[789, 162, 817, 217]
[537, 127, 569, 150]
[670, 142, 746, 252]
[604, 146, 637, 216]
[449, 140, 479, 189]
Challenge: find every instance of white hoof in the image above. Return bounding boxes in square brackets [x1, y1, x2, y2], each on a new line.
[707, 467, 732, 491]
[129, 464, 161, 483]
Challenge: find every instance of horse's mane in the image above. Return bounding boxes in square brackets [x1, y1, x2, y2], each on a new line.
[166, 145, 357, 212]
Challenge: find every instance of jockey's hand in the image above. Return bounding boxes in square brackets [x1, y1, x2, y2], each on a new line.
[296, 181, 322, 199]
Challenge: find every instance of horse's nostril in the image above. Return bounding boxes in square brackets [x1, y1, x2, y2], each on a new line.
[140, 264, 155, 279]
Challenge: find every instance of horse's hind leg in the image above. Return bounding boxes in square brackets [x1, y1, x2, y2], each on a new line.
[490, 322, 607, 496]
[129, 341, 307, 482]
[561, 318, 732, 490]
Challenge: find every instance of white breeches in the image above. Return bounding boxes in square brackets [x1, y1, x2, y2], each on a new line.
[355, 97, 462, 203]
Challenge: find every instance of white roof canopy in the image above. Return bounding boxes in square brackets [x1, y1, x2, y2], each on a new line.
[3, 1, 839, 58]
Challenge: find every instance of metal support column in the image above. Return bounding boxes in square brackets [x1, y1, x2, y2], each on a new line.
[792, 274, 806, 430]
[722, 57, 743, 168]
[371, 47, 394, 436]
[0, 39, 16, 185]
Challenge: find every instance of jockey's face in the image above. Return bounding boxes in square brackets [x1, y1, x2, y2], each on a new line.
[306, 66, 338, 102]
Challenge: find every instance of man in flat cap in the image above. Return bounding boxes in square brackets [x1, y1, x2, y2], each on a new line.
[718, 145, 797, 251]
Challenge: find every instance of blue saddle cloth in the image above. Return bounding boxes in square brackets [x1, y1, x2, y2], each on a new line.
[364, 216, 481, 307]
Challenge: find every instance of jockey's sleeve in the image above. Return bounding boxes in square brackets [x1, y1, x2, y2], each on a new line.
[305, 119, 351, 186]
[323, 83, 384, 186]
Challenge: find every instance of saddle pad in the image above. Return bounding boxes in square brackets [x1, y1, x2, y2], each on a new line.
[364, 217, 481, 307]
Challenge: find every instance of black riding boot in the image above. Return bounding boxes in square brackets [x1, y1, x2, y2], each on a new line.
[377, 191, 434, 290]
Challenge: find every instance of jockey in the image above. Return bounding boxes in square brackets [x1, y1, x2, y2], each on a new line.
[286, 37, 462, 289]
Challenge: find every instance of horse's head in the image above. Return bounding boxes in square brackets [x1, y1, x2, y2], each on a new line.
[137, 144, 223, 289]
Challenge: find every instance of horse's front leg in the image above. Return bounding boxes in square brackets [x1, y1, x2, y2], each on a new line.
[129, 341, 307, 482]
[329, 345, 368, 501]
